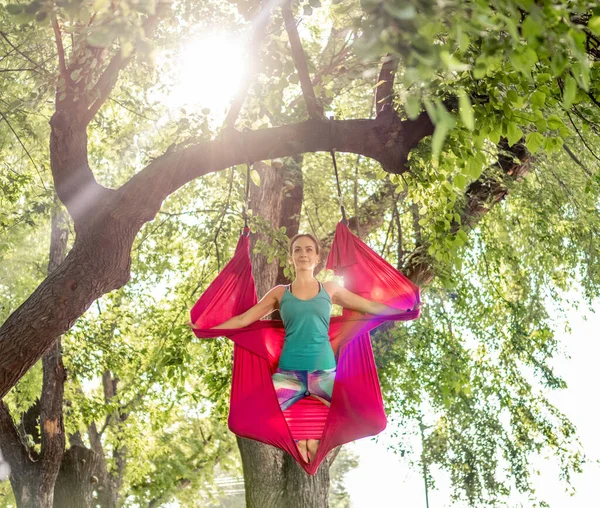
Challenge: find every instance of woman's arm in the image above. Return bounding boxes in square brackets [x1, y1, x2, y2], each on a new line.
[191, 286, 284, 330]
[325, 281, 408, 315]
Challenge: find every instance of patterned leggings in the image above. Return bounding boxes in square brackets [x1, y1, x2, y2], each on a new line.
[272, 368, 336, 411]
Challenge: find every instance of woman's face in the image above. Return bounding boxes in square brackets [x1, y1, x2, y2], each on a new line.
[290, 237, 320, 272]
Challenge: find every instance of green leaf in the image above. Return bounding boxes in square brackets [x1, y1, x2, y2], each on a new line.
[70, 69, 81, 82]
[489, 128, 501, 145]
[535, 119, 547, 133]
[543, 136, 563, 153]
[440, 51, 469, 72]
[473, 61, 487, 80]
[536, 73, 551, 83]
[250, 169, 261, 187]
[562, 76, 577, 109]
[383, 3, 416, 20]
[6, 3, 23, 14]
[547, 115, 563, 130]
[521, 16, 542, 41]
[572, 62, 590, 92]
[423, 98, 438, 123]
[507, 90, 519, 105]
[467, 158, 483, 179]
[431, 123, 450, 160]
[530, 91, 546, 109]
[404, 94, 421, 120]
[308, 0, 321, 7]
[454, 174, 466, 189]
[303, 4, 312, 15]
[525, 132, 544, 154]
[506, 123, 523, 146]
[589, 16, 600, 35]
[459, 93, 474, 131]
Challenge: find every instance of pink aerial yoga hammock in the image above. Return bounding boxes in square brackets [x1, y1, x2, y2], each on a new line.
[191, 221, 420, 474]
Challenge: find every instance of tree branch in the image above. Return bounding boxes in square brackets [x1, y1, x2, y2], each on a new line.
[282, 0, 322, 119]
[51, 13, 69, 82]
[375, 53, 398, 116]
[565, 110, 600, 163]
[0, 31, 44, 71]
[122, 112, 434, 222]
[0, 110, 47, 191]
[223, 0, 272, 129]
[563, 143, 593, 177]
[83, 11, 165, 125]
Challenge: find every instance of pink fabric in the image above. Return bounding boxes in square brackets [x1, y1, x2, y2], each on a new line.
[191, 223, 420, 474]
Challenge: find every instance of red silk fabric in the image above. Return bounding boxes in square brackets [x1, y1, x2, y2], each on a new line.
[191, 222, 420, 474]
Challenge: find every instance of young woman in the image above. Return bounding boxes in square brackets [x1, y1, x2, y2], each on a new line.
[201, 233, 401, 463]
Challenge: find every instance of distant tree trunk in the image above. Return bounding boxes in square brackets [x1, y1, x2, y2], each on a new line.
[0, 197, 69, 508]
[1, 199, 119, 508]
[53, 445, 100, 507]
[239, 158, 331, 507]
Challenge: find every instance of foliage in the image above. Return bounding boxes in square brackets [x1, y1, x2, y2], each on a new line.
[1, 0, 600, 505]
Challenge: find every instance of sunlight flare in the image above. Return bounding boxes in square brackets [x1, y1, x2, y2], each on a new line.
[168, 33, 247, 116]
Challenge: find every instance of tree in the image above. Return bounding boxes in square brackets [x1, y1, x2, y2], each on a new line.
[1, 0, 600, 505]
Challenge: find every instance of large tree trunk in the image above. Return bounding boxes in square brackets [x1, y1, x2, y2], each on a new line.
[239, 158, 331, 506]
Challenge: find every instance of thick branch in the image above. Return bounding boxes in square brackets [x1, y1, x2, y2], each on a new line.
[49, 109, 110, 228]
[282, 1, 322, 119]
[223, 1, 272, 129]
[375, 54, 398, 116]
[123, 112, 434, 223]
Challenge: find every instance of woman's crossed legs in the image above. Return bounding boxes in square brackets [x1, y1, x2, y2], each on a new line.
[272, 368, 336, 463]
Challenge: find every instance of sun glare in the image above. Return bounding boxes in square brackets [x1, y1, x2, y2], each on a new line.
[168, 33, 247, 117]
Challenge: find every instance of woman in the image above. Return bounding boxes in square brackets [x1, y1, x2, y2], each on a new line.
[201, 233, 401, 463]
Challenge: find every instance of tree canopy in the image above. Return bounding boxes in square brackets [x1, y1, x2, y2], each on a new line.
[1, 0, 600, 505]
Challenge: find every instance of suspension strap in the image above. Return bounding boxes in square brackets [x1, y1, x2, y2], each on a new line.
[330, 149, 348, 224]
[242, 162, 252, 235]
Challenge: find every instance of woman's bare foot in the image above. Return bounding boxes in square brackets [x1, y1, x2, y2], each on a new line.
[307, 439, 319, 463]
[297, 440, 309, 462]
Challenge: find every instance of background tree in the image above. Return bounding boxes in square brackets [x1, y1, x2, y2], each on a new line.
[1, 0, 600, 506]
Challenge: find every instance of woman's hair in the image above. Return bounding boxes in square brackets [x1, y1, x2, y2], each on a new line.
[289, 233, 321, 255]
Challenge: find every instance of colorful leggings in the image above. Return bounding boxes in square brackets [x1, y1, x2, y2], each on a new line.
[272, 368, 336, 411]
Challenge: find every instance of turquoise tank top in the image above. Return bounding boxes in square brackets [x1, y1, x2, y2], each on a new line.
[277, 283, 336, 371]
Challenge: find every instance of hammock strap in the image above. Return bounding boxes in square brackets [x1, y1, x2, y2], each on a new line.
[243, 162, 252, 231]
[330, 149, 348, 224]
